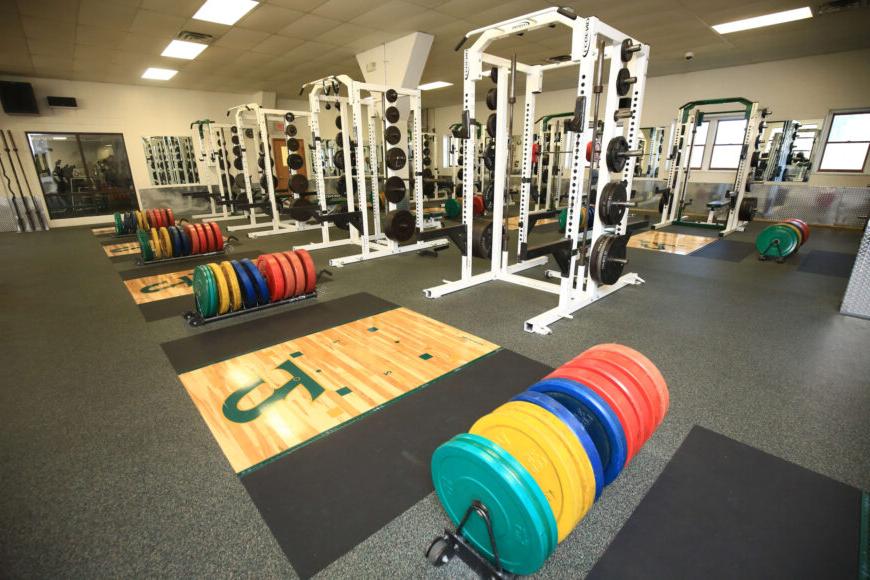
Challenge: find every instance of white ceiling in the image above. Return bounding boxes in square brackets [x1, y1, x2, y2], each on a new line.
[0, 0, 868, 106]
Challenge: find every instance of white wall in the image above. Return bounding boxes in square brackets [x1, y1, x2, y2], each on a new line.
[424, 48, 870, 187]
[0, 76, 259, 226]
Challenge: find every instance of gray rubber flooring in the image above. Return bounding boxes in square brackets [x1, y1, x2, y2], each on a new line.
[0, 218, 868, 578]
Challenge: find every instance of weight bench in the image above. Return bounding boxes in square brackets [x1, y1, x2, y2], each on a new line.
[705, 198, 730, 224]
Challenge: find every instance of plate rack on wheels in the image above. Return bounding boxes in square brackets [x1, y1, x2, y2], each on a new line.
[422, 7, 648, 336]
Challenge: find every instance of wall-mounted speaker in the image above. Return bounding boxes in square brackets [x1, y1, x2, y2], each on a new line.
[47, 96, 78, 108]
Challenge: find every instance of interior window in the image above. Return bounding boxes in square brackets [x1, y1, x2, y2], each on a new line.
[709, 119, 748, 169]
[688, 121, 709, 169]
[819, 112, 870, 172]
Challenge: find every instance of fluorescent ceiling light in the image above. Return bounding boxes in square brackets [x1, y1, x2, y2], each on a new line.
[162, 39, 208, 60]
[142, 67, 177, 81]
[712, 7, 812, 34]
[193, 0, 259, 26]
[418, 81, 452, 91]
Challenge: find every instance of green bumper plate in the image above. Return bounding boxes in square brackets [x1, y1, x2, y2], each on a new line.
[193, 265, 218, 318]
[113, 212, 123, 234]
[137, 230, 154, 262]
[444, 197, 461, 220]
[756, 224, 798, 258]
[431, 433, 556, 575]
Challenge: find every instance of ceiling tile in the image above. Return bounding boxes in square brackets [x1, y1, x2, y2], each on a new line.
[74, 44, 109, 61]
[21, 17, 77, 42]
[140, 0, 202, 18]
[119, 32, 175, 54]
[75, 24, 128, 47]
[194, 44, 238, 62]
[214, 27, 270, 50]
[387, 10, 454, 33]
[279, 13, 341, 39]
[351, 1, 424, 29]
[130, 9, 186, 34]
[31, 55, 73, 69]
[26, 38, 75, 56]
[77, 0, 139, 31]
[237, 4, 304, 34]
[311, 0, 374, 22]
[18, 0, 81, 21]
[265, 0, 329, 10]
[250, 34, 305, 55]
[329, 22, 380, 40]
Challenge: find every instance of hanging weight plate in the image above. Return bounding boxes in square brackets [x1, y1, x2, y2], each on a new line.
[385, 147, 406, 170]
[385, 88, 398, 103]
[290, 197, 317, 221]
[284, 112, 295, 123]
[615, 67, 633, 97]
[234, 173, 246, 189]
[739, 197, 757, 222]
[288, 153, 304, 170]
[385, 106, 400, 124]
[232, 145, 242, 157]
[287, 137, 299, 152]
[590, 234, 629, 286]
[486, 113, 497, 138]
[423, 180, 435, 198]
[606, 136, 630, 173]
[486, 88, 498, 110]
[333, 150, 345, 171]
[422, 167, 433, 178]
[422, 156, 431, 167]
[285, 124, 297, 137]
[598, 181, 628, 226]
[257, 155, 266, 170]
[336, 179, 347, 195]
[484, 147, 496, 170]
[335, 131, 344, 146]
[444, 197, 460, 219]
[620, 38, 634, 63]
[384, 209, 415, 242]
[423, 147, 430, 155]
[333, 202, 350, 230]
[457, 168, 463, 180]
[230, 125, 238, 134]
[384, 175, 406, 203]
[490, 67, 498, 83]
[335, 116, 342, 129]
[483, 183, 494, 212]
[472, 220, 494, 259]
[233, 158, 243, 171]
[384, 125, 401, 145]
[455, 184, 463, 197]
[289, 174, 309, 194]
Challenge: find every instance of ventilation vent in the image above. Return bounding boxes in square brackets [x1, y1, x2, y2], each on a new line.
[176, 30, 214, 43]
[815, 0, 869, 15]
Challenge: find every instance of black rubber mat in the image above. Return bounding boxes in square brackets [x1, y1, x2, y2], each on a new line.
[241, 348, 550, 579]
[588, 426, 866, 580]
[797, 250, 856, 278]
[691, 239, 757, 262]
[118, 251, 262, 280]
[161, 292, 397, 374]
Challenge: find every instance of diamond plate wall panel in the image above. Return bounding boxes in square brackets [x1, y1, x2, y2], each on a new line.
[841, 220, 870, 319]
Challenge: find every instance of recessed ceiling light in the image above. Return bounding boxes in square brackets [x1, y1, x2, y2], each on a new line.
[418, 81, 452, 91]
[712, 7, 812, 34]
[142, 67, 178, 81]
[193, 0, 259, 26]
[162, 39, 208, 60]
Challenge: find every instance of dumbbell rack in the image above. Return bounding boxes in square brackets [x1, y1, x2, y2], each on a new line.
[426, 500, 514, 579]
[424, 8, 649, 336]
[183, 290, 317, 327]
[136, 249, 228, 268]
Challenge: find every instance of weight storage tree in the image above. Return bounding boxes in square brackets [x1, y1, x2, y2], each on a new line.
[652, 97, 765, 236]
[297, 75, 448, 267]
[423, 7, 648, 336]
[225, 103, 316, 239]
[189, 120, 251, 224]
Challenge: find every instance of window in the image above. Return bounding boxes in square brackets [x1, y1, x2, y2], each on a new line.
[27, 132, 136, 220]
[688, 121, 709, 169]
[710, 119, 748, 169]
[819, 112, 870, 172]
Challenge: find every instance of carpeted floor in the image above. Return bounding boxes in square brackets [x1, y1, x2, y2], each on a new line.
[0, 218, 868, 578]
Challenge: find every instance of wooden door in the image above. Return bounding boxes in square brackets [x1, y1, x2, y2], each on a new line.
[273, 138, 307, 193]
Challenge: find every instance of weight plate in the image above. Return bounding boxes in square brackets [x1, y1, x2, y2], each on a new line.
[135, 210, 144, 231]
[270, 252, 296, 300]
[240, 258, 270, 305]
[198, 223, 215, 253]
[558, 208, 567, 233]
[220, 261, 242, 311]
[431, 433, 556, 575]
[422, 156, 431, 166]
[780, 222, 803, 246]
[783, 219, 808, 243]
[284, 112, 295, 123]
[150, 209, 160, 229]
[615, 67, 632, 97]
[471, 401, 588, 542]
[385, 105, 400, 124]
[257, 254, 285, 302]
[384, 176, 406, 204]
[490, 67, 498, 83]
[581, 344, 669, 426]
[161, 209, 171, 228]
[150, 228, 163, 259]
[335, 116, 341, 130]
[137, 230, 153, 261]
[207, 263, 231, 315]
[486, 113, 497, 138]
[384, 209, 415, 242]
[178, 226, 192, 256]
[620, 38, 634, 63]
[485, 87, 497, 111]
[333, 150, 345, 171]
[444, 197, 460, 219]
[755, 224, 798, 258]
[294, 248, 317, 294]
[530, 378, 627, 487]
[234, 173, 246, 189]
[546, 364, 641, 464]
[286, 137, 299, 152]
[384, 125, 401, 146]
[158, 227, 172, 259]
[484, 149, 495, 171]
[282, 251, 306, 298]
[472, 220, 494, 259]
[233, 158, 244, 171]
[512, 390, 603, 501]
[285, 124, 297, 137]
[385, 88, 398, 103]
[231, 260, 258, 309]
[166, 208, 175, 226]
[288, 153, 304, 171]
[113, 212, 122, 234]
[788, 218, 810, 242]
[193, 265, 218, 318]
[184, 224, 200, 255]
[168, 226, 182, 258]
[289, 174, 309, 194]
[606, 137, 629, 173]
[209, 222, 224, 251]
[567, 356, 655, 445]
[483, 184, 494, 212]
[472, 194, 484, 216]
[385, 147, 406, 171]
[598, 181, 627, 226]
[290, 198, 317, 222]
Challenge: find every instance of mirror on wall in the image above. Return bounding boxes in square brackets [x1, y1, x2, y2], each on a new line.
[754, 120, 821, 182]
[142, 136, 200, 186]
[636, 126, 666, 178]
